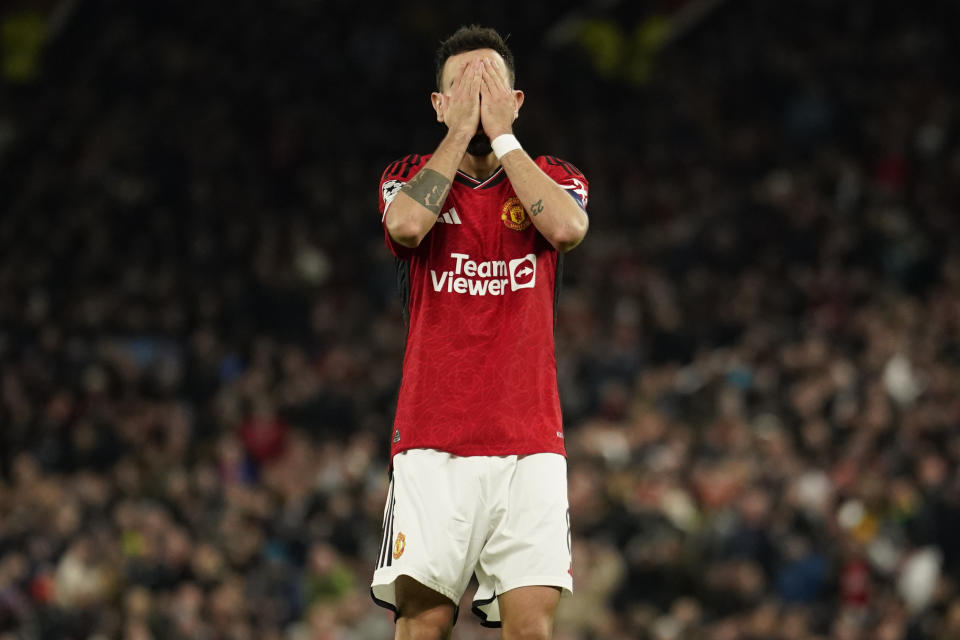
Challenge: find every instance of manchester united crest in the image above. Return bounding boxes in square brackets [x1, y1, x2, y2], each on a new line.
[501, 197, 531, 231]
[393, 532, 406, 559]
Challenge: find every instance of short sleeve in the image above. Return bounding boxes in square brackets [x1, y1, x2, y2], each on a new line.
[378, 154, 430, 258]
[535, 156, 589, 210]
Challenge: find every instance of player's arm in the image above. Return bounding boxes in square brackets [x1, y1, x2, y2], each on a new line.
[479, 60, 589, 253]
[498, 151, 589, 252]
[384, 60, 483, 248]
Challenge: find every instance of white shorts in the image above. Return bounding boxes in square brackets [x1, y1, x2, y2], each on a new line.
[370, 449, 572, 627]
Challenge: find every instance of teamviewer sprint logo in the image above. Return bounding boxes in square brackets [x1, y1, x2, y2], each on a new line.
[509, 254, 536, 290]
[431, 253, 537, 296]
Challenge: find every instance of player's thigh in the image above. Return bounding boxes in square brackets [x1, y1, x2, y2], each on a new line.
[392, 449, 485, 585]
[371, 449, 487, 616]
[473, 454, 571, 626]
[395, 575, 456, 640]
[484, 453, 572, 586]
[498, 585, 561, 640]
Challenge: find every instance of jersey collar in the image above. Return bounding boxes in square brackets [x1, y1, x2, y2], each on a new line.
[454, 167, 506, 189]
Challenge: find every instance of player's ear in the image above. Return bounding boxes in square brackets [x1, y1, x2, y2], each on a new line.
[431, 92, 444, 123]
[513, 90, 524, 121]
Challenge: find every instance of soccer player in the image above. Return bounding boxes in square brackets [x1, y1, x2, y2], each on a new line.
[371, 25, 589, 640]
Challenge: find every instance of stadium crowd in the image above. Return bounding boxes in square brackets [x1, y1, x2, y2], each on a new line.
[1, 0, 960, 638]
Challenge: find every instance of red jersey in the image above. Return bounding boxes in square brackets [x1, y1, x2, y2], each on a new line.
[378, 153, 589, 459]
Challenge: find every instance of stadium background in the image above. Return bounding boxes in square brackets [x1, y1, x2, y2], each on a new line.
[2, 0, 960, 638]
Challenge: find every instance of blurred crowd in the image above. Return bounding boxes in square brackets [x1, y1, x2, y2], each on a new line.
[1, 0, 960, 638]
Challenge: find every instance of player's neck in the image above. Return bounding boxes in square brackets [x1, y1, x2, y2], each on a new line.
[457, 152, 500, 181]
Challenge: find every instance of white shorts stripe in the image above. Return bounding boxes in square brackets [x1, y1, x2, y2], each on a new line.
[377, 479, 395, 569]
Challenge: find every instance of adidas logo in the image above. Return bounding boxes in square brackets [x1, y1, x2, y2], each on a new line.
[437, 207, 462, 224]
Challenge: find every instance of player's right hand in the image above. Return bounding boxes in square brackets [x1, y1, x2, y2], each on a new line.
[439, 60, 481, 138]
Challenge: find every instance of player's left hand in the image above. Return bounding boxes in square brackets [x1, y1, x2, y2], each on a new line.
[479, 58, 522, 140]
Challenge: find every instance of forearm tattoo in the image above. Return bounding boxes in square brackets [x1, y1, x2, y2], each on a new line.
[401, 168, 451, 216]
[531, 199, 544, 217]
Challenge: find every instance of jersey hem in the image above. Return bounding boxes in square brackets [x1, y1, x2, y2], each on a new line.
[390, 443, 567, 460]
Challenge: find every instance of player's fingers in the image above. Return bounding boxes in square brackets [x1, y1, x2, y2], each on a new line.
[479, 66, 490, 95]
[454, 60, 475, 97]
[498, 67, 514, 96]
[449, 60, 468, 92]
[468, 59, 482, 96]
[484, 59, 510, 95]
[480, 63, 503, 102]
[480, 62, 499, 96]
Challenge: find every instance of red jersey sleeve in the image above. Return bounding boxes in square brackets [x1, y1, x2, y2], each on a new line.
[378, 154, 431, 258]
[535, 155, 589, 210]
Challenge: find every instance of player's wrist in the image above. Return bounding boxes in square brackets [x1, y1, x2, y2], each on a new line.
[444, 126, 475, 149]
[491, 133, 521, 160]
[485, 125, 513, 140]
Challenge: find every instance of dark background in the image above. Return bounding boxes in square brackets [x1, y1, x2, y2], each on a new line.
[1, 1, 960, 638]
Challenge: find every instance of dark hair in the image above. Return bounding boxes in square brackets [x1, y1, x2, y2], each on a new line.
[434, 25, 515, 91]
